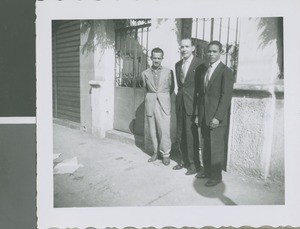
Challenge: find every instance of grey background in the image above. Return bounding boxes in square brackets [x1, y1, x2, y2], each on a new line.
[0, 0, 35, 117]
[0, 124, 36, 228]
[0, 0, 36, 228]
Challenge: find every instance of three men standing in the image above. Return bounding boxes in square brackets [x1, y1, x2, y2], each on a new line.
[173, 38, 202, 175]
[142, 48, 174, 166]
[194, 41, 234, 186]
[142, 40, 234, 187]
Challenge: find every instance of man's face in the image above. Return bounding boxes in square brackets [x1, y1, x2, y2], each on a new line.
[207, 44, 221, 64]
[180, 39, 195, 60]
[151, 52, 163, 68]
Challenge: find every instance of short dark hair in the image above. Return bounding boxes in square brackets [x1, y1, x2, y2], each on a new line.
[151, 47, 164, 57]
[181, 37, 195, 46]
[208, 40, 223, 52]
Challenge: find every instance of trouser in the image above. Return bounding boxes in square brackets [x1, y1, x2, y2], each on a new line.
[201, 120, 226, 180]
[176, 104, 200, 169]
[147, 101, 171, 157]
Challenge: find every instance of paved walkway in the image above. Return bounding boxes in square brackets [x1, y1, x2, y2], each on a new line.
[53, 124, 284, 207]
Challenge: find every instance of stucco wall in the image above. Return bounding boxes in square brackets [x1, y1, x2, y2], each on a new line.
[227, 94, 284, 182]
[228, 96, 269, 178]
[269, 98, 284, 182]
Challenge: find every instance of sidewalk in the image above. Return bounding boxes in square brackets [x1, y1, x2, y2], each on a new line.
[53, 124, 284, 207]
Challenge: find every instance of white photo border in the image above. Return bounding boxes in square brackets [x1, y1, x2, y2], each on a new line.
[36, 0, 300, 228]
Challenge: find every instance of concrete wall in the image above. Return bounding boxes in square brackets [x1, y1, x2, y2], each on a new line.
[227, 17, 284, 182]
[228, 96, 267, 178]
[80, 21, 94, 132]
[269, 94, 284, 182]
[228, 89, 284, 182]
[80, 20, 115, 138]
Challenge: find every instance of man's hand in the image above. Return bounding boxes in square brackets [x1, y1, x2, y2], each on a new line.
[194, 116, 199, 127]
[209, 118, 220, 129]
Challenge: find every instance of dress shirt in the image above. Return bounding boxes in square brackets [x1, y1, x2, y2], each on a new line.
[182, 54, 194, 79]
[206, 59, 221, 82]
[151, 65, 162, 87]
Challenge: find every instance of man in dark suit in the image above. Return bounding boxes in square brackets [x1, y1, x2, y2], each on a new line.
[194, 40, 234, 187]
[173, 38, 202, 175]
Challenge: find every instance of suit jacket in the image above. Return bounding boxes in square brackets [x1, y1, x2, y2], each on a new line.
[196, 62, 234, 126]
[175, 56, 202, 116]
[142, 66, 174, 116]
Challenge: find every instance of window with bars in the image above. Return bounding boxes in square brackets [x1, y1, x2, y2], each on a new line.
[185, 18, 240, 80]
[115, 20, 151, 88]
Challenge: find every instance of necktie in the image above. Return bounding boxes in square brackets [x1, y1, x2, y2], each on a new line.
[181, 60, 187, 83]
[205, 64, 212, 90]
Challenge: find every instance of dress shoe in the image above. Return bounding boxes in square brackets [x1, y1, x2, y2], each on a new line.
[185, 164, 197, 175]
[205, 179, 221, 187]
[195, 172, 209, 179]
[148, 154, 158, 162]
[162, 157, 170, 166]
[185, 168, 197, 175]
[173, 164, 184, 170]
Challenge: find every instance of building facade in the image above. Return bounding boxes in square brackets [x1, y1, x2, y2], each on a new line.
[52, 18, 284, 182]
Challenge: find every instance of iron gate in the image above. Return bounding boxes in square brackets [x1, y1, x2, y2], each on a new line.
[186, 18, 240, 79]
[113, 22, 151, 135]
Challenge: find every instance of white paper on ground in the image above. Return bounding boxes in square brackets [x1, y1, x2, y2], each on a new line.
[53, 157, 83, 175]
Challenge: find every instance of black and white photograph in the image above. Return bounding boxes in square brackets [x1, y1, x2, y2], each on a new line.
[36, 0, 300, 228]
[51, 17, 284, 207]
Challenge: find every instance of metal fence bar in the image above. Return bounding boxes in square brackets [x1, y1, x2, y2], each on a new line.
[219, 18, 222, 42]
[115, 22, 151, 87]
[210, 18, 214, 41]
[129, 30, 132, 57]
[124, 31, 127, 59]
[234, 18, 239, 79]
[195, 18, 198, 38]
[135, 29, 139, 86]
[118, 32, 122, 85]
[235, 18, 239, 45]
[190, 17, 239, 79]
[202, 18, 205, 40]
[146, 27, 149, 69]
[226, 18, 230, 65]
[141, 27, 144, 70]
[137, 28, 141, 87]
[115, 23, 151, 32]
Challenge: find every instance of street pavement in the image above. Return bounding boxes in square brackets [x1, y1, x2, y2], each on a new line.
[53, 124, 284, 207]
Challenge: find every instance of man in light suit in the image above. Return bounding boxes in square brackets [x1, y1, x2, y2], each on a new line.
[194, 40, 234, 187]
[173, 38, 203, 175]
[142, 47, 174, 165]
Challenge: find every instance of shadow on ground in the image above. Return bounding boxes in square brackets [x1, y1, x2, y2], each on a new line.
[129, 100, 183, 164]
[193, 178, 237, 205]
